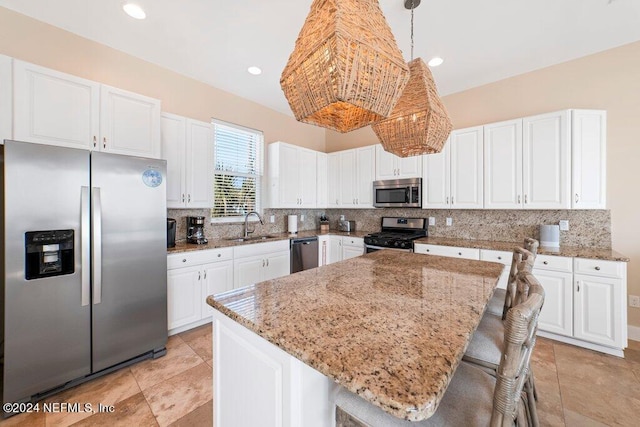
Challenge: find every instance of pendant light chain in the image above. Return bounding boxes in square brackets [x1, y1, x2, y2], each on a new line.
[410, 0, 415, 61]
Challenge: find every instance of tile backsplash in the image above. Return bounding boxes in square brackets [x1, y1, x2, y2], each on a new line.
[167, 208, 611, 248]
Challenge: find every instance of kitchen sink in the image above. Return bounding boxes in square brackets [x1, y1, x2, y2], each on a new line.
[225, 235, 278, 242]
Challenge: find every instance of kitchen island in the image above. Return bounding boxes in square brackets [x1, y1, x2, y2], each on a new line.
[207, 250, 504, 426]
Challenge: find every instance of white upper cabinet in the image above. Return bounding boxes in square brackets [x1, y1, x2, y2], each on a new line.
[484, 110, 572, 210]
[339, 149, 357, 208]
[375, 144, 422, 180]
[522, 110, 571, 209]
[12, 60, 161, 157]
[422, 139, 450, 208]
[327, 153, 340, 208]
[422, 126, 483, 209]
[99, 85, 161, 158]
[355, 146, 375, 207]
[317, 153, 328, 208]
[268, 141, 318, 208]
[161, 113, 213, 208]
[450, 126, 483, 208]
[161, 113, 186, 207]
[186, 118, 215, 208]
[571, 110, 606, 209]
[484, 119, 523, 209]
[0, 54, 12, 143]
[13, 60, 99, 150]
[325, 146, 374, 208]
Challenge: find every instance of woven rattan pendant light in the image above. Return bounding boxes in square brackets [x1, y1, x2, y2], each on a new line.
[372, 0, 452, 157]
[280, 0, 410, 133]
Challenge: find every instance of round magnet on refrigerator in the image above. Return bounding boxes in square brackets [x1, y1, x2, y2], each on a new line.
[142, 169, 163, 188]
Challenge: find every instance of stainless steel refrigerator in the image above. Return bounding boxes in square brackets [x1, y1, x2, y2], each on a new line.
[1, 140, 168, 406]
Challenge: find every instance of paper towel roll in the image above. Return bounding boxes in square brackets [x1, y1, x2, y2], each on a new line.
[288, 215, 298, 234]
[540, 225, 560, 247]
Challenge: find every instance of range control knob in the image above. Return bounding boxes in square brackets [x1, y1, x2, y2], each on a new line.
[394, 241, 400, 247]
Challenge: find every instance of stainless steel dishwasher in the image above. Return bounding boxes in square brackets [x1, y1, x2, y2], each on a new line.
[290, 236, 319, 273]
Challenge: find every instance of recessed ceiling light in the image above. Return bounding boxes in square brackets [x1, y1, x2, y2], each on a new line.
[123, 3, 146, 20]
[428, 57, 444, 67]
[247, 66, 262, 76]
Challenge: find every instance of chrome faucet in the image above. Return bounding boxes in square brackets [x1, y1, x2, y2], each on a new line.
[244, 211, 264, 238]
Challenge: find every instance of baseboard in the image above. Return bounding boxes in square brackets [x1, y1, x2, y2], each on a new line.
[628, 324, 640, 342]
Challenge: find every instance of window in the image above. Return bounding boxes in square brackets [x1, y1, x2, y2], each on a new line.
[211, 119, 264, 222]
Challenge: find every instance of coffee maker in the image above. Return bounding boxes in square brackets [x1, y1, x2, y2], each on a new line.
[186, 216, 208, 244]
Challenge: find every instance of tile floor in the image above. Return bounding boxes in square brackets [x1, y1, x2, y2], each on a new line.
[2, 325, 640, 426]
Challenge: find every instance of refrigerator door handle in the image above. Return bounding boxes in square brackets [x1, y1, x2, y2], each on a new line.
[92, 187, 103, 305]
[81, 186, 90, 306]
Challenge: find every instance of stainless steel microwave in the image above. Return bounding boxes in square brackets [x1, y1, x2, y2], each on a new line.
[373, 178, 422, 208]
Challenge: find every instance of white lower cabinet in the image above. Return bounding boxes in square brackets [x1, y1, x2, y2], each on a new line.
[326, 236, 364, 264]
[415, 244, 628, 355]
[480, 249, 511, 290]
[414, 243, 480, 260]
[167, 248, 233, 334]
[533, 268, 574, 337]
[342, 237, 365, 261]
[233, 240, 290, 289]
[573, 258, 626, 349]
[167, 266, 202, 331]
[213, 309, 333, 427]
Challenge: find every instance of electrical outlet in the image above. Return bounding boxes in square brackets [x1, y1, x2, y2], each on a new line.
[446, 217, 452, 226]
[428, 217, 435, 226]
[300, 214, 305, 222]
[630, 295, 640, 308]
[269, 215, 275, 223]
[559, 220, 569, 231]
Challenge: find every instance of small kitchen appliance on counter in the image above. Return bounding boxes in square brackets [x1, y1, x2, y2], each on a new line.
[364, 217, 427, 252]
[540, 224, 560, 248]
[167, 218, 176, 248]
[338, 219, 356, 232]
[186, 216, 208, 244]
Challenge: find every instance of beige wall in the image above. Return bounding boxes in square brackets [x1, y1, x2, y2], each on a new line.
[328, 41, 640, 328]
[0, 7, 326, 151]
[2, 6, 639, 328]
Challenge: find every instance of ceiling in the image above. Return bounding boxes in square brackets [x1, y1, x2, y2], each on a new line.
[1, 0, 639, 117]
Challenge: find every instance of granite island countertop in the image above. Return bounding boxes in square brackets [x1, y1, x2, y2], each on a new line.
[207, 250, 504, 421]
[414, 236, 629, 262]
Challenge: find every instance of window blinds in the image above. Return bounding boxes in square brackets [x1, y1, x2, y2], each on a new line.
[211, 120, 263, 220]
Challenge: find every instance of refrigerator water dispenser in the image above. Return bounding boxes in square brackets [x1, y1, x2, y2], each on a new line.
[25, 230, 74, 280]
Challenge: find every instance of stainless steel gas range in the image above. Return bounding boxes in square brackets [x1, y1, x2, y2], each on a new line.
[363, 217, 427, 253]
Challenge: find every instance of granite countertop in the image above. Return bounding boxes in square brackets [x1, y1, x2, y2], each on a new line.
[207, 250, 504, 421]
[414, 236, 630, 262]
[167, 229, 371, 254]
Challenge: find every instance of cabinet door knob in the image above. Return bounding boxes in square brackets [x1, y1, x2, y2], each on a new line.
[103, 136, 107, 149]
[188, 194, 191, 203]
[543, 261, 548, 265]
[182, 194, 185, 203]
[595, 266, 601, 271]
[93, 136, 97, 147]
[182, 259, 187, 263]
[498, 256, 502, 260]
[426, 249, 429, 252]
[217, 253, 221, 258]
[458, 252, 462, 256]
[524, 194, 528, 204]
[575, 193, 580, 203]
[518, 195, 521, 204]
[198, 272, 201, 280]
[204, 271, 207, 279]
[446, 197, 449, 205]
